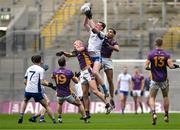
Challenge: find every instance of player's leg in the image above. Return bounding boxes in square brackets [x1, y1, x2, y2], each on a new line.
[92, 60, 108, 97]
[66, 95, 88, 123]
[161, 80, 169, 123]
[133, 96, 138, 114]
[88, 79, 112, 114]
[104, 68, 115, 108]
[18, 99, 29, 123]
[57, 101, 63, 123]
[119, 92, 126, 114]
[39, 98, 56, 124]
[137, 91, 143, 114]
[149, 81, 158, 125]
[82, 83, 91, 118]
[145, 91, 150, 110]
[18, 92, 31, 123]
[39, 94, 50, 122]
[137, 96, 143, 114]
[29, 93, 49, 122]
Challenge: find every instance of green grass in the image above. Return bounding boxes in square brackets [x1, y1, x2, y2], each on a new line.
[0, 113, 180, 130]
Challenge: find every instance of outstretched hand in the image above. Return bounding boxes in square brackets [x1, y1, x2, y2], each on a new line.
[56, 51, 64, 56]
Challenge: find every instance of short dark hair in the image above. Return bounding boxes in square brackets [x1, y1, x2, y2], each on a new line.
[58, 56, 66, 67]
[98, 21, 106, 30]
[31, 55, 41, 64]
[155, 38, 163, 47]
[108, 28, 116, 35]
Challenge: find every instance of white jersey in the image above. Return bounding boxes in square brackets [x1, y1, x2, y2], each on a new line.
[24, 65, 44, 93]
[88, 30, 105, 53]
[117, 73, 131, 92]
[73, 82, 83, 97]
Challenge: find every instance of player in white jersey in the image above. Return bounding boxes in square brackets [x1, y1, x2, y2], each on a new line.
[28, 64, 56, 123]
[83, 6, 109, 99]
[18, 55, 56, 124]
[115, 66, 132, 114]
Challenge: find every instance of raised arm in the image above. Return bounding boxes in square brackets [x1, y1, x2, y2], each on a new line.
[63, 51, 76, 57]
[56, 51, 76, 58]
[106, 44, 119, 52]
[83, 16, 91, 32]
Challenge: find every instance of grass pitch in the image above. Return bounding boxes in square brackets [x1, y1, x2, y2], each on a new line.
[0, 113, 180, 130]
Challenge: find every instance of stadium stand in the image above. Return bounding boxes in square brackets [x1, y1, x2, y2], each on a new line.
[40, 0, 84, 48]
[163, 27, 180, 50]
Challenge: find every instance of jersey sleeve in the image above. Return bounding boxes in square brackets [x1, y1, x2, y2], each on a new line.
[70, 71, 74, 79]
[147, 52, 151, 60]
[128, 74, 132, 81]
[39, 68, 44, 80]
[141, 75, 144, 80]
[112, 40, 118, 46]
[97, 31, 106, 40]
[166, 52, 171, 59]
[24, 70, 28, 79]
[117, 74, 122, 81]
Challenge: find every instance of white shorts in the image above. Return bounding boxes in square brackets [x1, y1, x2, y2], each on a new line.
[144, 91, 150, 98]
[73, 82, 83, 97]
[80, 68, 95, 84]
[102, 58, 113, 70]
[132, 90, 141, 97]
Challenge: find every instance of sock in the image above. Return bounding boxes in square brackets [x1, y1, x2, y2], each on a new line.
[101, 84, 108, 93]
[151, 110, 156, 115]
[165, 111, 168, 116]
[58, 115, 62, 119]
[40, 115, 44, 120]
[19, 113, 24, 118]
[52, 118, 56, 123]
[85, 111, 90, 116]
[122, 108, 125, 113]
[105, 103, 110, 108]
[32, 115, 37, 119]
[110, 99, 115, 106]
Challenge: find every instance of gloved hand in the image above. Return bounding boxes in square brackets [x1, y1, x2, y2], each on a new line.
[48, 82, 53, 87]
[75, 72, 81, 78]
[174, 64, 180, 68]
[115, 89, 118, 95]
[48, 82, 56, 90]
[51, 86, 56, 91]
[130, 91, 133, 97]
[140, 90, 144, 96]
[56, 51, 64, 56]
[84, 9, 92, 19]
[41, 64, 49, 71]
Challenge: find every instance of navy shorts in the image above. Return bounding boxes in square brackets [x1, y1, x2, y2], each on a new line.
[24, 92, 44, 102]
[91, 56, 102, 63]
[120, 91, 129, 96]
